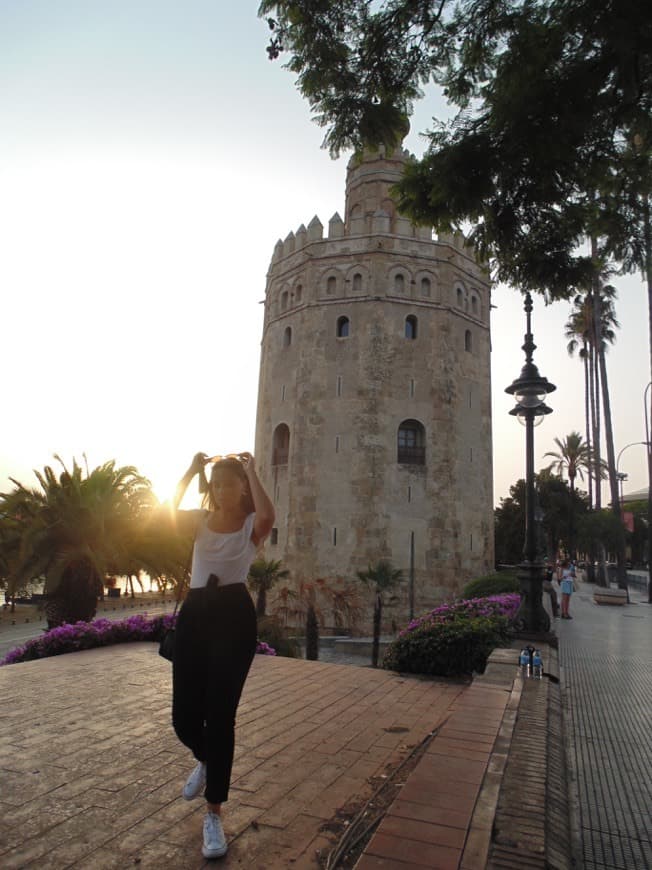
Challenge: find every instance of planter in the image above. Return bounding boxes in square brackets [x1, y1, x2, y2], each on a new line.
[593, 588, 627, 606]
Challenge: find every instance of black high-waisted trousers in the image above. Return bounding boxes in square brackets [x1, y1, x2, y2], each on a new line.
[172, 583, 257, 804]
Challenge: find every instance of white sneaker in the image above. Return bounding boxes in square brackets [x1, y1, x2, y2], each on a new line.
[182, 761, 206, 800]
[202, 811, 227, 859]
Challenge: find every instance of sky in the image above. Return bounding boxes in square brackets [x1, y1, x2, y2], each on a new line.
[1, 1, 649, 510]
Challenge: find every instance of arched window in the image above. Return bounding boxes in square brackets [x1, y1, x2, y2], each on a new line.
[295, 284, 303, 304]
[456, 286, 464, 308]
[397, 420, 426, 465]
[352, 272, 362, 292]
[421, 277, 431, 297]
[272, 424, 290, 466]
[471, 294, 479, 316]
[465, 329, 473, 352]
[394, 273, 405, 294]
[283, 326, 292, 347]
[336, 316, 350, 338]
[281, 291, 289, 311]
[326, 276, 337, 295]
[405, 315, 418, 339]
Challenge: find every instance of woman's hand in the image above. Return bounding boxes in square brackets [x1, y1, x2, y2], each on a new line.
[239, 452, 256, 478]
[189, 452, 208, 475]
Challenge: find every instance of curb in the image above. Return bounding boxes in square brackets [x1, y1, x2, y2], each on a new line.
[485, 644, 572, 870]
[353, 644, 573, 870]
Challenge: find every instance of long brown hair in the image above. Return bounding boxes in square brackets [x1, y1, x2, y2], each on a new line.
[202, 458, 255, 514]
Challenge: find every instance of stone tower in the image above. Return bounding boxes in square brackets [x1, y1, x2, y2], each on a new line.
[254, 147, 494, 619]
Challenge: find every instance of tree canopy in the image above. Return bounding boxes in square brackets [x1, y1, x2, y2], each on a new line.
[0, 457, 190, 626]
[261, 0, 651, 298]
[494, 471, 589, 564]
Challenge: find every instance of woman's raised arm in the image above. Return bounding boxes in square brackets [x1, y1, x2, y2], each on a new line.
[240, 453, 275, 546]
[171, 452, 208, 536]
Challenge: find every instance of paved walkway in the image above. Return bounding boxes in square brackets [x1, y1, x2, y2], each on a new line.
[557, 580, 652, 870]
[357, 671, 514, 869]
[0, 644, 465, 868]
[2, 579, 649, 869]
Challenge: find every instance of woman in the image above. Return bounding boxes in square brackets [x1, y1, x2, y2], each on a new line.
[171, 451, 274, 859]
[558, 558, 574, 620]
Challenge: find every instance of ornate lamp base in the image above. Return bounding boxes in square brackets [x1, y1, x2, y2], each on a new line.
[513, 562, 551, 634]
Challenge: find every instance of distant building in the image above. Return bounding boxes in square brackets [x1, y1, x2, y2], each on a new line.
[621, 487, 649, 502]
[254, 146, 494, 621]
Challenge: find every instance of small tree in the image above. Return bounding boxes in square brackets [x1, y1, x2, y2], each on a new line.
[247, 558, 290, 618]
[323, 579, 365, 635]
[544, 432, 593, 559]
[357, 560, 403, 667]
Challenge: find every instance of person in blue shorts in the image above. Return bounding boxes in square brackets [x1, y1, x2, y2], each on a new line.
[558, 558, 574, 619]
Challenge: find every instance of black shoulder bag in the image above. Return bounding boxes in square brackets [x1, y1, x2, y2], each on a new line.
[158, 596, 181, 662]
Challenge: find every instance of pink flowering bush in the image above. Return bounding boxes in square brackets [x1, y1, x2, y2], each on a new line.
[383, 594, 520, 677]
[0, 613, 275, 666]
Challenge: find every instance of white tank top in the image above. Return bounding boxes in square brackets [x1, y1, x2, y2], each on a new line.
[189, 511, 256, 589]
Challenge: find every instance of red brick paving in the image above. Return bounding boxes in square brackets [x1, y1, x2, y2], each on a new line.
[0, 644, 466, 868]
[355, 678, 511, 870]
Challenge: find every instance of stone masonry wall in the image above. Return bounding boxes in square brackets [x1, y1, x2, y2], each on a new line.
[254, 148, 494, 626]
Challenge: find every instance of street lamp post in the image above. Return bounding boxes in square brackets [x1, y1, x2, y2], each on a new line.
[616, 441, 649, 479]
[506, 292, 556, 634]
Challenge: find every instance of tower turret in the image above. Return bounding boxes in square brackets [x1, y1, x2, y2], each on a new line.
[254, 149, 494, 624]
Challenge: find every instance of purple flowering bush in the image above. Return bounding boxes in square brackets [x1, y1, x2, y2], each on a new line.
[399, 594, 520, 636]
[382, 594, 519, 677]
[0, 613, 276, 666]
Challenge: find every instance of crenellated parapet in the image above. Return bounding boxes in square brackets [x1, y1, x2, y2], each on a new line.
[263, 148, 490, 332]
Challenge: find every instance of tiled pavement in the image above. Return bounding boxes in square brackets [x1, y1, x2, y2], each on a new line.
[0, 644, 467, 868]
[2, 578, 649, 870]
[557, 581, 652, 870]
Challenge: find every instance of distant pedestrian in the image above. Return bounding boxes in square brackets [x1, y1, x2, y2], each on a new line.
[171, 452, 274, 860]
[558, 558, 574, 619]
[543, 561, 559, 618]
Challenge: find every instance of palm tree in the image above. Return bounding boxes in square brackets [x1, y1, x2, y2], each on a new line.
[565, 318, 594, 506]
[0, 456, 161, 627]
[324, 580, 365, 634]
[544, 432, 592, 496]
[247, 558, 290, 618]
[565, 284, 618, 508]
[0, 509, 24, 612]
[544, 432, 592, 559]
[588, 259, 628, 589]
[565, 278, 621, 585]
[357, 560, 403, 667]
[117, 506, 193, 599]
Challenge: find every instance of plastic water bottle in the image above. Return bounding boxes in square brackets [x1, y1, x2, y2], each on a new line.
[532, 650, 543, 679]
[519, 648, 530, 677]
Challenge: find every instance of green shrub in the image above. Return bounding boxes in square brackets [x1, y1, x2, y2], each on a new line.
[382, 615, 511, 677]
[257, 615, 300, 658]
[462, 572, 519, 600]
